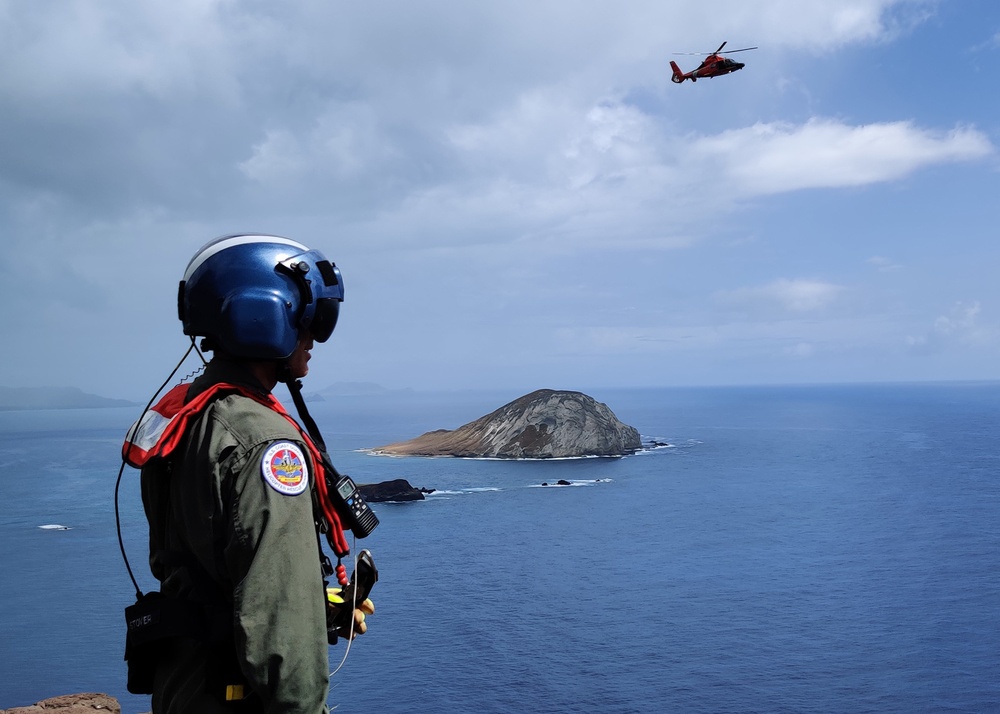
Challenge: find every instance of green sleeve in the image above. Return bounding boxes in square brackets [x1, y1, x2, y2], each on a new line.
[224, 439, 330, 713]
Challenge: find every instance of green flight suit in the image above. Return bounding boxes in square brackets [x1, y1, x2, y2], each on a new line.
[141, 359, 330, 713]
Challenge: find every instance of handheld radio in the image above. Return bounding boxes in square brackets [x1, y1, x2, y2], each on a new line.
[324, 464, 379, 539]
[284, 378, 379, 541]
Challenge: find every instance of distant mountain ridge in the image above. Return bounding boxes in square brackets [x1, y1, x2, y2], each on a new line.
[302, 381, 414, 400]
[0, 386, 137, 411]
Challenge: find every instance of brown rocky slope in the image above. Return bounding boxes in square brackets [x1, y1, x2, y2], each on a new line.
[374, 389, 640, 459]
[1, 693, 122, 714]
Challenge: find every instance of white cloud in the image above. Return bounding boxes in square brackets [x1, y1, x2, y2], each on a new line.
[715, 279, 846, 314]
[0, 1, 970, 239]
[3, 0, 998, 394]
[907, 301, 1000, 354]
[867, 256, 902, 272]
[686, 119, 994, 196]
[550, 310, 894, 362]
[359, 107, 995, 255]
[240, 130, 308, 183]
[787, 342, 816, 358]
[934, 302, 980, 335]
[240, 104, 402, 185]
[719, 0, 909, 50]
[0, 0, 243, 102]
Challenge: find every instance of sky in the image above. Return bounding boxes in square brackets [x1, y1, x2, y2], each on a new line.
[1, 0, 998, 401]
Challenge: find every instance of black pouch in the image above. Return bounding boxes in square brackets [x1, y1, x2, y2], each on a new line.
[124, 591, 206, 694]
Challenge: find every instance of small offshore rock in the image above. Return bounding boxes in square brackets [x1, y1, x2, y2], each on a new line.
[358, 479, 426, 502]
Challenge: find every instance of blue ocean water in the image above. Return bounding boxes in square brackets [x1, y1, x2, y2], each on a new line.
[1, 383, 998, 713]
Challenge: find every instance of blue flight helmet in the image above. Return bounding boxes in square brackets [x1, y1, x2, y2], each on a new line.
[179, 234, 344, 360]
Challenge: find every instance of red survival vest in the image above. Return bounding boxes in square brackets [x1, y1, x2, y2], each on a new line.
[123, 382, 350, 557]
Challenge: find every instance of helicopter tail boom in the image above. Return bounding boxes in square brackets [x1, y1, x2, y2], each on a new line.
[669, 61, 686, 83]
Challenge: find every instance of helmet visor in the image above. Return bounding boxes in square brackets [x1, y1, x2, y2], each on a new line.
[311, 297, 340, 343]
[278, 251, 344, 342]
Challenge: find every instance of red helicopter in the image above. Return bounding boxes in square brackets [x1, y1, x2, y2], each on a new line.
[670, 41, 757, 83]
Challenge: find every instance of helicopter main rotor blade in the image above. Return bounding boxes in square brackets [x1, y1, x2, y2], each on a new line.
[715, 41, 727, 53]
[672, 45, 757, 55]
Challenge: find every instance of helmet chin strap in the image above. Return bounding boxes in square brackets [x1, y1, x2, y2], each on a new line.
[277, 361, 293, 389]
[281, 371, 334, 473]
[279, 365, 316, 436]
[281, 371, 353, 578]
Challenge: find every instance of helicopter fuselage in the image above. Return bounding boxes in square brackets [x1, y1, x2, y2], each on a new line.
[672, 54, 745, 83]
[670, 42, 756, 84]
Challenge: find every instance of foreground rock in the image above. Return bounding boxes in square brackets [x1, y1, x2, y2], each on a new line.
[374, 389, 640, 459]
[2, 693, 121, 714]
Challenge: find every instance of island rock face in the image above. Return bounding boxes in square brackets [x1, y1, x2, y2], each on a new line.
[374, 389, 641, 459]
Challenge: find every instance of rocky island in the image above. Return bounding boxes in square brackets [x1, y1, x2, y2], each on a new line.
[373, 389, 640, 459]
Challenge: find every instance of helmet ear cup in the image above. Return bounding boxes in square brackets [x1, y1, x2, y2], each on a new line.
[221, 288, 298, 359]
[177, 281, 187, 323]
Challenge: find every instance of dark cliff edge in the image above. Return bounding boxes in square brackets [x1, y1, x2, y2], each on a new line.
[371, 389, 641, 459]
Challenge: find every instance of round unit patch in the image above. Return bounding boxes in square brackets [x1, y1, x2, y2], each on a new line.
[261, 441, 309, 496]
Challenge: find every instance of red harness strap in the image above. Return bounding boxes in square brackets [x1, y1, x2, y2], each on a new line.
[123, 382, 350, 558]
[265, 398, 352, 559]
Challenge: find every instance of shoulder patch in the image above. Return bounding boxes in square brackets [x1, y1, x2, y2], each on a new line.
[261, 441, 310, 496]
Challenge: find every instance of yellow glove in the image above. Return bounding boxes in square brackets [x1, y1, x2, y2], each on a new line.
[326, 587, 376, 641]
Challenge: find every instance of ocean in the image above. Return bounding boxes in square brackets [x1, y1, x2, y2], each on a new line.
[1, 383, 998, 713]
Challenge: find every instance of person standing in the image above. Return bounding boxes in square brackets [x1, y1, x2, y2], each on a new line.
[125, 234, 371, 713]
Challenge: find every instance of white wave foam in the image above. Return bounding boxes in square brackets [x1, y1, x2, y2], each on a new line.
[529, 478, 613, 488]
[425, 487, 503, 497]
